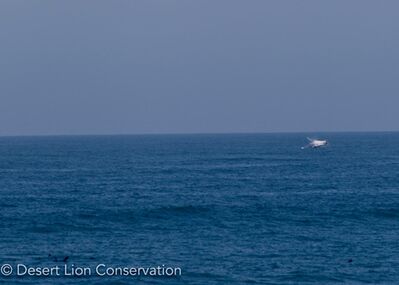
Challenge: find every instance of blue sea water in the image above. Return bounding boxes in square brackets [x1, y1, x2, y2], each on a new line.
[0, 133, 399, 284]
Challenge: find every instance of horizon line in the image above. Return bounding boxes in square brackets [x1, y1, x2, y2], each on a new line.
[0, 130, 398, 138]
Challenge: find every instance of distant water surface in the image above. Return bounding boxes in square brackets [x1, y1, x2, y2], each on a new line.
[0, 133, 399, 284]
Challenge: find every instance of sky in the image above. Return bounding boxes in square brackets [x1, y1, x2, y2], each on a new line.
[1, 0, 398, 136]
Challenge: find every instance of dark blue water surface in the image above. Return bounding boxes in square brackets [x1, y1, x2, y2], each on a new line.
[1, 133, 399, 284]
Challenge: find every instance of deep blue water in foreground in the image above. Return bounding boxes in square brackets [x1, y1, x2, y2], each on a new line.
[1, 133, 399, 284]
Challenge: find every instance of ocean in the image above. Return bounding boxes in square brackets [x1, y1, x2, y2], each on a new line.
[0, 133, 398, 284]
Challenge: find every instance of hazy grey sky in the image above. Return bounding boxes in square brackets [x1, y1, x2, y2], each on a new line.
[1, 1, 398, 135]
